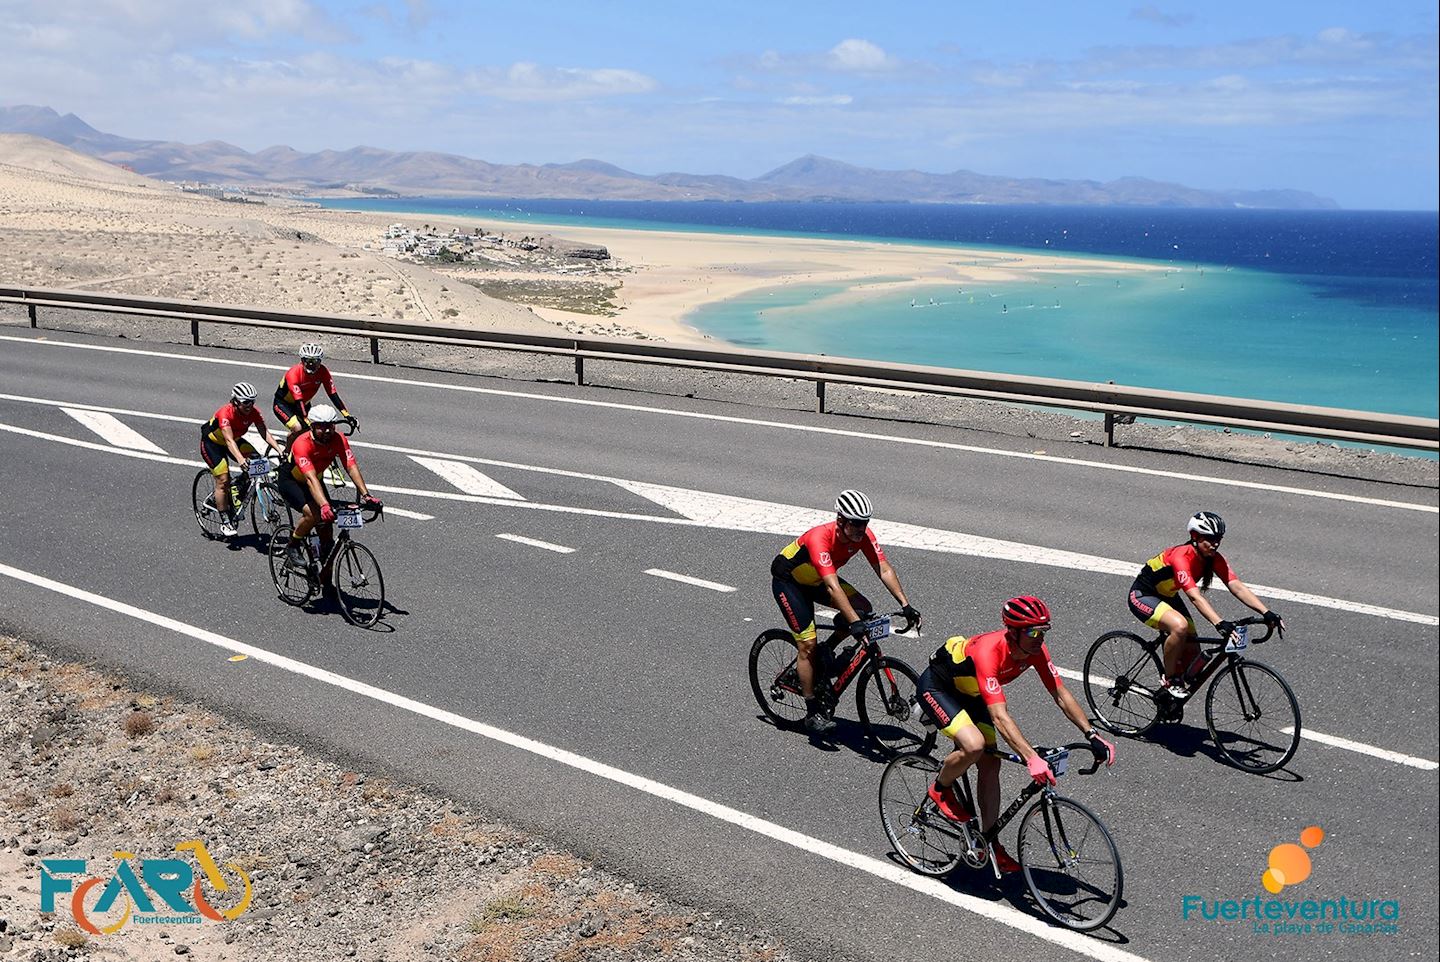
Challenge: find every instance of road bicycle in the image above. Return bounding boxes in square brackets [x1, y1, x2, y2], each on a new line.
[1082, 615, 1299, 774]
[267, 501, 385, 627]
[191, 456, 289, 545]
[879, 743, 1123, 932]
[278, 417, 357, 491]
[748, 610, 934, 756]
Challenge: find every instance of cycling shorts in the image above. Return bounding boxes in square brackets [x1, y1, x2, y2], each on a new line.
[199, 433, 258, 478]
[273, 393, 306, 432]
[916, 666, 996, 745]
[275, 468, 330, 514]
[1128, 587, 1197, 633]
[770, 576, 870, 644]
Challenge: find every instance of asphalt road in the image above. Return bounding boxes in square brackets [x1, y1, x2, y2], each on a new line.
[1, 321, 1436, 962]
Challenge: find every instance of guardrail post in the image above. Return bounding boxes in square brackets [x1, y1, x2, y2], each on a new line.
[190, 319, 201, 346]
[575, 353, 585, 386]
[370, 336, 380, 364]
[816, 379, 826, 414]
[28, 304, 37, 328]
[1104, 412, 1115, 447]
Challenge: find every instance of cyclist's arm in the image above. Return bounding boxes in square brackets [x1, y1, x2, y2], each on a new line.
[1182, 586, 1226, 629]
[220, 423, 247, 466]
[820, 573, 865, 626]
[299, 467, 328, 510]
[1052, 684, 1095, 736]
[873, 559, 911, 610]
[260, 427, 281, 455]
[1225, 579, 1271, 617]
[345, 462, 372, 500]
[321, 370, 348, 417]
[985, 700, 1040, 764]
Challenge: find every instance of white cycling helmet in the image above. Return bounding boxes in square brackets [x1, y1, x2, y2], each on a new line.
[835, 489, 874, 522]
[307, 403, 341, 425]
[1187, 510, 1226, 540]
[230, 381, 258, 402]
[299, 343, 324, 362]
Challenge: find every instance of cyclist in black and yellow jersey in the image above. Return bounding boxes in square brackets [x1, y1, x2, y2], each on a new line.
[199, 382, 281, 537]
[273, 343, 355, 449]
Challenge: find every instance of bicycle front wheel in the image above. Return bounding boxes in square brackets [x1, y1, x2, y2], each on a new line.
[856, 656, 935, 757]
[249, 482, 291, 546]
[878, 752, 964, 877]
[1018, 794, 1124, 932]
[1205, 660, 1301, 774]
[191, 470, 227, 539]
[333, 541, 385, 628]
[268, 524, 316, 607]
[748, 630, 808, 728]
[1084, 631, 1164, 737]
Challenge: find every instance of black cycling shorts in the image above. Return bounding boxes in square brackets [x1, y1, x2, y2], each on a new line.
[770, 576, 870, 643]
[916, 666, 996, 744]
[273, 392, 306, 431]
[275, 468, 329, 513]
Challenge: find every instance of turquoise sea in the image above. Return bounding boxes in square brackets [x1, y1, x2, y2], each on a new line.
[313, 199, 1438, 422]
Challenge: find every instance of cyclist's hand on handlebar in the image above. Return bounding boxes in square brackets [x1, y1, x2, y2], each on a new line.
[1026, 754, 1057, 786]
[319, 502, 336, 523]
[344, 414, 358, 429]
[362, 494, 383, 510]
[1215, 620, 1237, 642]
[900, 604, 921, 630]
[1087, 730, 1116, 767]
[1262, 610, 1285, 637]
[846, 619, 869, 640]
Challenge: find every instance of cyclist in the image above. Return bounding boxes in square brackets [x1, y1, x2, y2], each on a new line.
[1128, 511, 1285, 703]
[917, 596, 1115, 873]
[275, 404, 382, 580]
[770, 489, 920, 735]
[272, 343, 355, 450]
[199, 382, 281, 537]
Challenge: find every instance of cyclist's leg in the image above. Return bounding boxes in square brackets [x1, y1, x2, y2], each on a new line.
[200, 435, 232, 514]
[1130, 589, 1196, 680]
[275, 472, 314, 563]
[771, 577, 819, 697]
[825, 580, 872, 641]
[273, 396, 305, 450]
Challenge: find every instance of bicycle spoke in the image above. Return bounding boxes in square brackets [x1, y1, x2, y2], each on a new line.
[748, 632, 810, 727]
[334, 541, 385, 627]
[1019, 796, 1123, 932]
[1084, 631, 1163, 736]
[857, 656, 933, 756]
[1205, 661, 1301, 774]
[878, 754, 964, 877]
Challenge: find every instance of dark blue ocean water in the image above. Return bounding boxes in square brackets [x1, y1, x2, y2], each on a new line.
[314, 198, 1439, 420]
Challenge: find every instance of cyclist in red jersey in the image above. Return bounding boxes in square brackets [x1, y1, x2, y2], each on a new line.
[199, 382, 281, 537]
[770, 489, 920, 734]
[275, 404, 381, 578]
[1128, 511, 1284, 699]
[273, 343, 354, 449]
[916, 596, 1115, 873]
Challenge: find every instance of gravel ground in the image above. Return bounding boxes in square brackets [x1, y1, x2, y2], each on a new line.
[0, 635, 798, 962]
[2, 305, 1433, 488]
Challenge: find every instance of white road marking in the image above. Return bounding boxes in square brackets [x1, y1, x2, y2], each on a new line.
[644, 569, 737, 592]
[383, 506, 434, 521]
[0, 560, 1149, 962]
[62, 408, 167, 454]
[1062, 667, 1439, 771]
[410, 456, 525, 499]
[2, 417, 1434, 626]
[496, 533, 575, 554]
[1281, 727, 1439, 771]
[3, 336, 1432, 514]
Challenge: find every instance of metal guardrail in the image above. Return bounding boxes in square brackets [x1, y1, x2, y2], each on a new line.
[3, 284, 1436, 451]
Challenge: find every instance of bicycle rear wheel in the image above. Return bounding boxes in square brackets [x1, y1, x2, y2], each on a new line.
[856, 656, 935, 757]
[333, 541, 385, 628]
[878, 753, 964, 877]
[1083, 631, 1164, 737]
[191, 470, 227, 539]
[267, 524, 316, 607]
[249, 482, 291, 546]
[1205, 660, 1301, 774]
[748, 629, 809, 728]
[1018, 794, 1123, 932]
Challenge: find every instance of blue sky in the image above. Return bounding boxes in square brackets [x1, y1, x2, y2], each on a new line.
[4, 1, 1437, 208]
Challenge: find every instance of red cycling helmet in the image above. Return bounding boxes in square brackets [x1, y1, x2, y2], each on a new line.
[1002, 596, 1051, 629]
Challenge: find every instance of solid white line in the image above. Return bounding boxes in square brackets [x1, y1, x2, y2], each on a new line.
[644, 568, 737, 592]
[62, 408, 168, 454]
[0, 560, 1148, 962]
[3, 336, 1432, 514]
[4, 418, 1435, 626]
[1281, 727, 1439, 771]
[495, 533, 575, 554]
[410, 456, 525, 499]
[1060, 668, 1438, 771]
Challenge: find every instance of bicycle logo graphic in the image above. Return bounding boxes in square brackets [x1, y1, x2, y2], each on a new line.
[41, 839, 252, 934]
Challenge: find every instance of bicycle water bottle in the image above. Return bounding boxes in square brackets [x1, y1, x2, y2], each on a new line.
[308, 533, 321, 559]
[1183, 651, 1209, 683]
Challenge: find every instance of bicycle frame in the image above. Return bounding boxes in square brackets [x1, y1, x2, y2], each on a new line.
[814, 612, 915, 707]
[1162, 616, 1277, 690]
[955, 744, 1101, 863]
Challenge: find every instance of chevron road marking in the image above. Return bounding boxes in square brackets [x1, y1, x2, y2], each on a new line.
[495, 533, 575, 553]
[409, 456, 525, 499]
[62, 408, 167, 454]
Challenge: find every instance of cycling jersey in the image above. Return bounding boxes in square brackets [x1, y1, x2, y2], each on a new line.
[1132, 544, 1235, 599]
[276, 362, 344, 409]
[203, 403, 264, 445]
[928, 630, 1063, 706]
[284, 431, 355, 483]
[771, 522, 886, 586]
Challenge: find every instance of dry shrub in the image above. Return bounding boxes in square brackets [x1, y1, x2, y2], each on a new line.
[123, 710, 155, 738]
[189, 744, 216, 762]
[531, 853, 583, 879]
[6, 791, 37, 811]
[54, 928, 88, 949]
[47, 782, 75, 798]
[52, 806, 81, 831]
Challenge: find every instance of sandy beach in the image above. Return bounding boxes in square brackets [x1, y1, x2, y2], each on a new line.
[0, 134, 1167, 346]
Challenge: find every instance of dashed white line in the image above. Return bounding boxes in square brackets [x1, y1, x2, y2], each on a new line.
[496, 533, 575, 554]
[3, 337, 1433, 514]
[643, 569, 737, 593]
[0, 559, 1150, 962]
[62, 407, 168, 454]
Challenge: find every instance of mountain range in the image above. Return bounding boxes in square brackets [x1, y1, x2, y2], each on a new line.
[0, 104, 1338, 209]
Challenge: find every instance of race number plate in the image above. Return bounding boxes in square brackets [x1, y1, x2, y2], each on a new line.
[864, 616, 892, 641]
[334, 509, 364, 529]
[1224, 624, 1249, 653]
[1050, 750, 1070, 778]
[247, 458, 273, 477]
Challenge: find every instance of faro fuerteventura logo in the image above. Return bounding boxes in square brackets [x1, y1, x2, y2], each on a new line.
[1181, 826, 1401, 937]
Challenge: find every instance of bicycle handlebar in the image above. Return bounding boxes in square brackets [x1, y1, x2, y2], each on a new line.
[1223, 615, 1277, 644]
[986, 741, 1106, 776]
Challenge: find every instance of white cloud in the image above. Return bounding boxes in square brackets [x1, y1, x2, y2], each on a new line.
[780, 94, 854, 106]
[827, 39, 894, 72]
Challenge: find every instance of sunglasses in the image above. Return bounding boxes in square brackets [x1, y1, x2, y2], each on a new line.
[1022, 627, 1049, 641]
[234, 399, 254, 408]
[837, 517, 868, 530]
